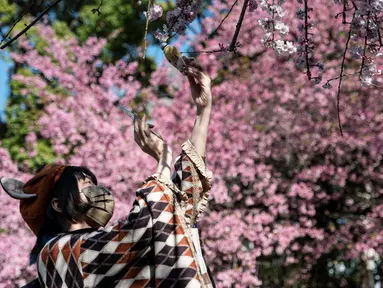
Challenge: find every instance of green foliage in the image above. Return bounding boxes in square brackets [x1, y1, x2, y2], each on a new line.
[52, 21, 76, 40]
[2, 68, 55, 171]
[0, 0, 16, 25]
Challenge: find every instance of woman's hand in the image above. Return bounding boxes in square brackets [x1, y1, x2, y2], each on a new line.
[133, 115, 170, 162]
[184, 59, 212, 113]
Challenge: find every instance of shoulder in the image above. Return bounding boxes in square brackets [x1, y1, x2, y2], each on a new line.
[38, 229, 96, 266]
[37, 231, 91, 286]
[139, 175, 178, 203]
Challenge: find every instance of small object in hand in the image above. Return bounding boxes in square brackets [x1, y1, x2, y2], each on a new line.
[120, 105, 162, 140]
[119, 104, 138, 120]
[161, 43, 194, 74]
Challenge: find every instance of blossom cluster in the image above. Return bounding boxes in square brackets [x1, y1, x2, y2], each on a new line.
[332, 0, 383, 86]
[143, 4, 163, 22]
[153, 0, 203, 43]
[258, 0, 297, 56]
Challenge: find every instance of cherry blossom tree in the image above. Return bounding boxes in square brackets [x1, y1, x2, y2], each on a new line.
[0, 1, 382, 287]
[147, 0, 383, 286]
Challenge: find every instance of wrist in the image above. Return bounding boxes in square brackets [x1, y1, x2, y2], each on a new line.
[196, 103, 212, 117]
[155, 144, 173, 162]
[155, 147, 173, 179]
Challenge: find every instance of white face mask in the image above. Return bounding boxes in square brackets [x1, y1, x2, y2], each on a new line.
[80, 186, 115, 227]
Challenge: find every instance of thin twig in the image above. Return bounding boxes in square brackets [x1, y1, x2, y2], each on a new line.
[342, 0, 347, 24]
[206, 0, 239, 40]
[165, 25, 184, 42]
[270, 0, 275, 46]
[0, 0, 35, 47]
[91, 0, 104, 16]
[164, 7, 187, 43]
[375, 15, 382, 47]
[180, 47, 229, 54]
[168, 4, 185, 33]
[0, 0, 63, 50]
[359, 0, 370, 81]
[304, 0, 311, 80]
[324, 72, 359, 84]
[335, 4, 357, 136]
[142, 0, 153, 59]
[228, 0, 249, 52]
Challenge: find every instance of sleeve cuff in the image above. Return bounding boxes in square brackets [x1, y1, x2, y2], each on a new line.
[182, 140, 213, 223]
[143, 173, 188, 202]
[181, 140, 213, 191]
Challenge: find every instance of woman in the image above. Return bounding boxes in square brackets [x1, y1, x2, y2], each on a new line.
[0, 61, 215, 287]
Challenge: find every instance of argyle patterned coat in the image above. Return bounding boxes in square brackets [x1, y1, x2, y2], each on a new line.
[36, 140, 214, 287]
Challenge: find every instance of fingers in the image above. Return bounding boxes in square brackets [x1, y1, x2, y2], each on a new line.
[133, 117, 141, 138]
[133, 118, 145, 148]
[134, 115, 162, 148]
[186, 72, 198, 86]
[186, 67, 202, 85]
[187, 59, 204, 71]
[140, 115, 150, 138]
[183, 57, 204, 80]
[182, 56, 194, 66]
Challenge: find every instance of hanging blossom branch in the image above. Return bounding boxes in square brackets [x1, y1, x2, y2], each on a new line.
[295, 0, 324, 84]
[352, 0, 383, 86]
[150, 0, 295, 59]
[327, 0, 383, 88]
[0, 0, 63, 50]
[321, 0, 383, 135]
[142, 2, 163, 59]
[152, 0, 202, 44]
[153, 0, 256, 57]
[142, 0, 153, 59]
[258, 0, 297, 56]
[335, 3, 356, 136]
[322, 1, 358, 136]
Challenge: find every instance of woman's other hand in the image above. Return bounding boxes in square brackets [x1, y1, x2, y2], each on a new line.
[133, 115, 170, 162]
[184, 59, 212, 113]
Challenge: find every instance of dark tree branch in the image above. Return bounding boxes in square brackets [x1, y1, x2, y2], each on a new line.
[228, 0, 249, 52]
[304, 0, 311, 80]
[359, 0, 371, 82]
[335, 3, 357, 136]
[165, 5, 186, 42]
[91, 0, 104, 16]
[0, 0, 63, 50]
[323, 72, 359, 85]
[142, 0, 152, 59]
[376, 15, 383, 47]
[180, 47, 227, 55]
[205, 0, 239, 40]
[0, 0, 35, 47]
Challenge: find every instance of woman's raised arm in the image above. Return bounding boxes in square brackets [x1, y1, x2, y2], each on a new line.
[167, 60, 214, 228]
[184, 60, 213, 157]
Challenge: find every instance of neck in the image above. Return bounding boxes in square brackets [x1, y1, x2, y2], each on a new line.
[67, 221, 92, 232]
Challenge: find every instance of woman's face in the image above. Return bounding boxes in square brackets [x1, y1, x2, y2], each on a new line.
[76, 175, 102, 228]
[77, 175, 95, 204]
[76, 174, 115, 228]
